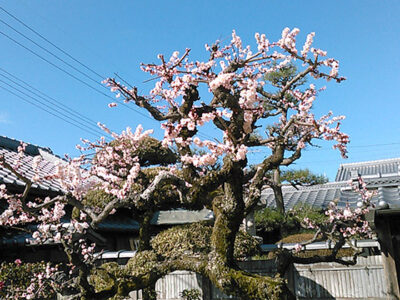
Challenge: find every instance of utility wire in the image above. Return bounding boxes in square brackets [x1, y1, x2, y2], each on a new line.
[252, 142, 400, 154]
[0, 6, 104, 80]
[0, 84, 103, 138]
[0, 18, 103, 87]
[0, 67, 104, 134]
[0, 9, 216, 141]
[0, 78, 106, 138]
[0, 29, 159, 124]
[0, 29, 112, 98]
[0, 68, 218, 146]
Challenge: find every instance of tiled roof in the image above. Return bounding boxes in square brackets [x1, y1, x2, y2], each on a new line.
[97, 215, 140, 231]
[261, 176, 400, 209]
[335, 158, 400, 181]
[96, 209, 214, 231]
[0, 232, 31, 248]
[261, 158, 400, 210]
[0, 136, 64, 194]
[0, 209, 215, 247]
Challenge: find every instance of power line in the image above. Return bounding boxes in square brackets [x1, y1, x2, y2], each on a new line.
[0, 29, 113, 98]
[0, 8, 217, 141]
[0, 6, 161, 124]
[0, 78, 105, 138]
[250, 142, 400, 155]
[0, 84, 103, 138]
[0, 28, 160, 124]
[0, 5, 104, 80]
[0, 17, 104, 87]
[0, 67, 104, 135]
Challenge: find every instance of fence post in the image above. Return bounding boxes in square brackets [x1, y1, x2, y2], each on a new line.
[378, 220, 400, 299]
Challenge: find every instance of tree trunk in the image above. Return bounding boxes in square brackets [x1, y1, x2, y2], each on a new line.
[142, 284, 157, 300]
[138, 210, 154, 251]
[207, 163, 292, 299]
[138, 211, 158, 300]
[272, 168, 285, 216]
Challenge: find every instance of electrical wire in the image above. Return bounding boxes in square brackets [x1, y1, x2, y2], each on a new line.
[0, 78, 108, 138]
[0, 67, 104, 134]
[0, 84, 104, 138]
[0, 29, 161, 125]
[0, 29, 112, 98]
[0, 18, 104, 87]
[0, 9, 217, 141]
[0, 6, 104, 80]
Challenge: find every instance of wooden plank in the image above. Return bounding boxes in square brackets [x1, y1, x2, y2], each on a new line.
[377, 220, 400, 299]
[126, 256, 388, 299]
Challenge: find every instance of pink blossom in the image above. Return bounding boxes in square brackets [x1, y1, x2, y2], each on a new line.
[301, 32, 315, 58]
[294, 243, 302, 253]
[235, 145, 248, 161]
[209, 73, 235, 90]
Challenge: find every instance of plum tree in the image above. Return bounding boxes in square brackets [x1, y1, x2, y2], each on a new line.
[0, 28, 373, 299]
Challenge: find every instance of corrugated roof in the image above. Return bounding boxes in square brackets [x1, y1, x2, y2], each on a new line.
[261, 176, 400, 209]
[335, 158, 400, 181]
[151, 208, 213, 225]
[0, 136, 64, 193]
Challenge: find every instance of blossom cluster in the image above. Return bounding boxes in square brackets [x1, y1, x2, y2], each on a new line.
[323, 201, 372, 238]
[0, 261, 58, 300]
[104, 28, 348, 168]
[21, 263, 58, 300]
[0, 184, 35, 226]
[298, 177, 374, 255]
[0, 28, 354, 297]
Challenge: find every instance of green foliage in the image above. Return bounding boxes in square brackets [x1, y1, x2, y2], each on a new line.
[0, 261, 57, 299]
[264, 63, 305, 88]
[267, 233, 355, 259]
[89, 262, 122, 293]
[152, 222, 211, 259]
[288, 204, 328, 226]
[133, 137, 177, 166]
[125, 250, 159, 277]
[151, 222, 261, 260]
[281, 169, 328, 185]
[109, 136, 176, 167]
[83, 188, 116, 210]
[255, 207, 286, 233]
[73, 188, 116, 219]
[74, 165, 181, 218]
[255, 205, 327, 238]
[263, 63, 307, 113]
[180, 288, 201, 300]
[234, 229, 262, 260]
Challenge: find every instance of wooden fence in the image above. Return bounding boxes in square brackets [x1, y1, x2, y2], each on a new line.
[129, 255, 389, 300]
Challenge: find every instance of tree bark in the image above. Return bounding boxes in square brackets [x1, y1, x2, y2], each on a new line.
[138, 211, 157, 300]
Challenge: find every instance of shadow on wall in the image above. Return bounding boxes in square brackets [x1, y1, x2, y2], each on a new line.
[291, 266, 335, 300]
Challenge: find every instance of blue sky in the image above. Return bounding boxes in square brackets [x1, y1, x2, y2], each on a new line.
[0, 1, 399, 180]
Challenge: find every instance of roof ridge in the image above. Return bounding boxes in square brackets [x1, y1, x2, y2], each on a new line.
[0, 135, 53, 156]
[262, 181, 350, 193]
[338, 157, 400, 168]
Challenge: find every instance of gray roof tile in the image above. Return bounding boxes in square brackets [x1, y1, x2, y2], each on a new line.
[335, 158, 400, 181]
[261, 176, 400, 210]
[0, 136, 64, 194]
[151, 208, 213, 225]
